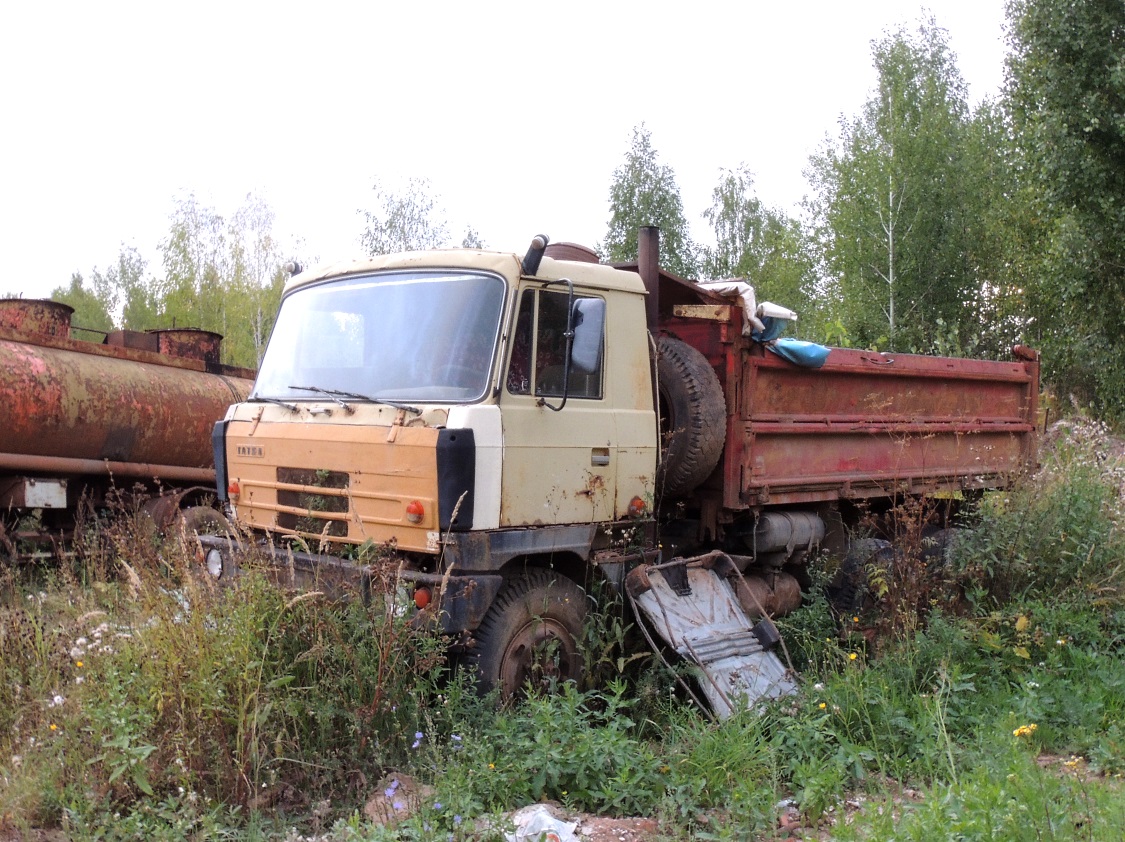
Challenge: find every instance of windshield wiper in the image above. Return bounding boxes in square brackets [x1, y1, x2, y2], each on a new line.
[287, 385, 356, 414]
[288, 386, 420, 415]
[250, 396, 300, 412]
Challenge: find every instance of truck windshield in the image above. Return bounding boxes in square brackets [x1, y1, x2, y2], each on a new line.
[252, 270, 506, 404]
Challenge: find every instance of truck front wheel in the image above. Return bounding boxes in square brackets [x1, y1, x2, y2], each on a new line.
[469, 569, 586, 700]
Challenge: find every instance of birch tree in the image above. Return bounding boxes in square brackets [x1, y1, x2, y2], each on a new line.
[602, 124, 698, 277]
[360, 177, 450, 256]
[807, 19, 980, 352]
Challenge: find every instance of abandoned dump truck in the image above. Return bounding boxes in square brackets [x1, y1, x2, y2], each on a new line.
[0, 298, 256, 561]
[202, 228, 1039, 712]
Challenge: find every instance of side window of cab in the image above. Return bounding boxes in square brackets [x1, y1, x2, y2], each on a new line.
[506, 289, 603, 399]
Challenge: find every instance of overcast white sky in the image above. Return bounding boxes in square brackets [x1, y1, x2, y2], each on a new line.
[1, 1, 1008, 301]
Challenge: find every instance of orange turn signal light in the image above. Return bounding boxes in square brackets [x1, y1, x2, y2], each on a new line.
[405, 500, 425, 524]
[627, 495, 647, 517]
[413, 586, 432, 609]
[228, 481, 240, 499]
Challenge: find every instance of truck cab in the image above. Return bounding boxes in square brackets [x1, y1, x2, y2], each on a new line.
[210, 240, 659, 692]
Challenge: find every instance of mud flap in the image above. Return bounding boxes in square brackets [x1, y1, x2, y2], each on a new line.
[626, 553, 796, 719]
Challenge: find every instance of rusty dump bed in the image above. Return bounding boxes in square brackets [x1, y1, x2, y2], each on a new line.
[661, 296, 1039, 511]
[0, 299, 256, 483]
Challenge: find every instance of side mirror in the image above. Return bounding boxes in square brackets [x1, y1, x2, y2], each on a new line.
[570, 298, 604, 375]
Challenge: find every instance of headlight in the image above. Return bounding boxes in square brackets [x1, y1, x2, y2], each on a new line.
[205, 548, 224, 579]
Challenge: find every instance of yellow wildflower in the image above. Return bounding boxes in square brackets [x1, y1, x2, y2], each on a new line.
[1013, 723, 1038, 738]
[849, 653, 858, 661]
[819, 702, 827, 710]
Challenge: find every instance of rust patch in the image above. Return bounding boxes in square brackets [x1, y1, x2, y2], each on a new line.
[578, 473, 606, 498]
[151, 328, 223, 364]
[0, 298, 73, 338]
[0, 338, 253, 472]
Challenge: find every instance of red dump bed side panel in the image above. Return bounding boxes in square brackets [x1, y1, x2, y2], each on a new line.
[662, 312, 1039, 510]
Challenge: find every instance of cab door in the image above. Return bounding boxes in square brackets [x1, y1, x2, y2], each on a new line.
[499, 286, 616, 526]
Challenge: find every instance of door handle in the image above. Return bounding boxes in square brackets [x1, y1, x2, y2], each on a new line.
[591, 448, 610, 467]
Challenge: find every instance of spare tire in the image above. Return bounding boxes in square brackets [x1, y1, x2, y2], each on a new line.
[657, 337, 727, 498]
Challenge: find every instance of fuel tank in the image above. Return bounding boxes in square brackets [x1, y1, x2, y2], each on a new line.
[0, 299, 255, 479]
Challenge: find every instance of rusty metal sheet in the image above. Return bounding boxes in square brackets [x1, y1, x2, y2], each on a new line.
[152, 328, 223, 364]
[0, 336, 253, 474]
[0, 299, 74, 338]
[225, 418, 443, 554]
[105, 330, 160, 353]
[730, 345, 1038, 507]
[672, 304, 731, 322]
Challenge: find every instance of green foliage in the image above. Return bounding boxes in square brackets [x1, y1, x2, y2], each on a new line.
[0, 510, 449, 833]
[701, 164, 824, 334]
[578, 580, 652, 690]
[1006, 0, 1125, 417]
[45, 193, 291, 370]
[952, 419, 1125, 608]
[657, 707, 781, 837]
[49, 273, 114, 338]
[808, 18, 991, 353]
[437, 682, 666, 816]
[360, 177, 451, 256]
[113, 248, 160, 333]
[6, 435, 1125, 838]
[832, 752, 1125, 841]
[602, 124, 698, 277]
[154, 193, 288, 368]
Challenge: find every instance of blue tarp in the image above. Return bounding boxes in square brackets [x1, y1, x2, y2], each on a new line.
[765, 337, 831, 369]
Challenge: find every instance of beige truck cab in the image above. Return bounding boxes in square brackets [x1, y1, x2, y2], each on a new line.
[209, 238, 659, 693]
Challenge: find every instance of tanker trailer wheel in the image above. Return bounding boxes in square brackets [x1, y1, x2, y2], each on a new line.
[656, 337, 727, 498]
[469, 569, 587, 700]
[176, 505, 232, 539]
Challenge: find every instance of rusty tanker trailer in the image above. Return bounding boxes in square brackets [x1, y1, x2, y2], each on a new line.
[0, 298, 255, 560]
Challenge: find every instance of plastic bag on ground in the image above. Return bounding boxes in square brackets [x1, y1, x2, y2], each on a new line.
[504, 804, 578, 842]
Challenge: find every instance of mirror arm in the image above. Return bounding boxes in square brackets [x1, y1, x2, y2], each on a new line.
[536, 278, 574, 412]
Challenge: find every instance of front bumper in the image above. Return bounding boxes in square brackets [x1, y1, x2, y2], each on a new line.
[196, 534, 503, 634]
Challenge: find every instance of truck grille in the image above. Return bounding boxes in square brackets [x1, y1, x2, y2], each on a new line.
[275, 468, 350, 538]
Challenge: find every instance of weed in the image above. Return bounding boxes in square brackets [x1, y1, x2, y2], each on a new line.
[578, 580, 652, 691]
[952, 418, 1125, 611]
[5, 426, 1125, 838]
[0, 504, 451, 833]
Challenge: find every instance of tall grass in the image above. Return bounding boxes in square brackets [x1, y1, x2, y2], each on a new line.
[1, 502, 447, 836]
[2, 420, 1125, 839]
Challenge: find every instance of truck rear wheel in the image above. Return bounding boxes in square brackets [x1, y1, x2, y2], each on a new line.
[827, 538, 894, 615]
[469, 569, 586, 700]
[657, 337, 726, 498]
